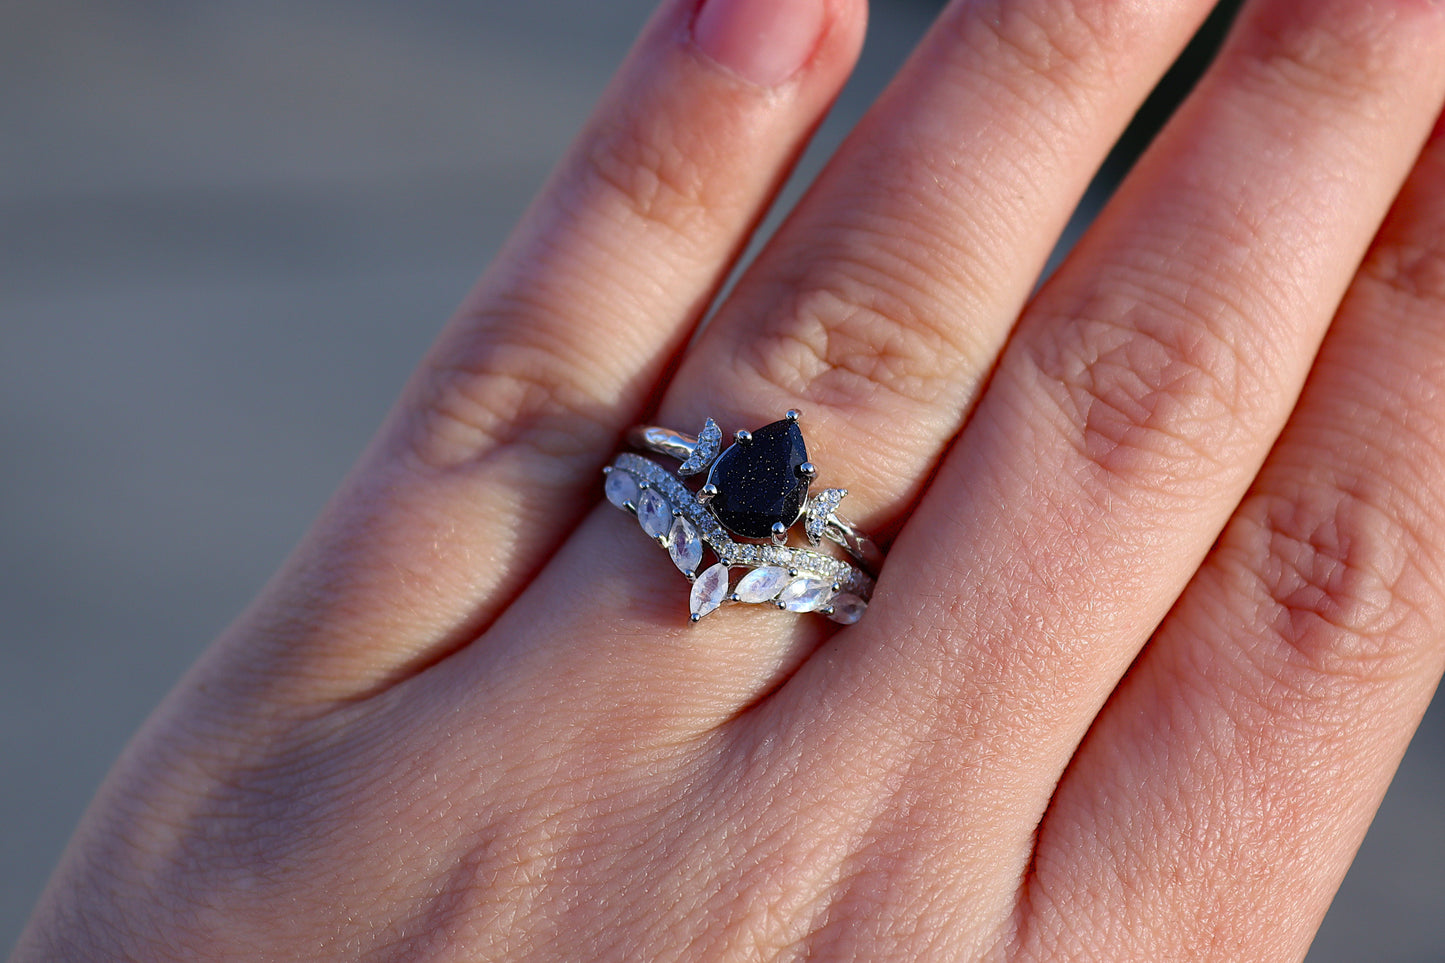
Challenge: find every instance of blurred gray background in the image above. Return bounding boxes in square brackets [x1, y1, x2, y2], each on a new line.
[2, 1, 1441, 958]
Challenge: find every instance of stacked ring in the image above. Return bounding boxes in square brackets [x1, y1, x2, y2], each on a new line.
[604, 410, 879, 623]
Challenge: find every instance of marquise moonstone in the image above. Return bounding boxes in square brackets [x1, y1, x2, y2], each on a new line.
[604, 469, 640, 510]
[690, 563, 730, 620]
[668, 516, 704, 578]
[827, 593, 866, 624]
[733, 566, 791, 603]
[778, 576, 833, 613]
[636, 489, 673, 540]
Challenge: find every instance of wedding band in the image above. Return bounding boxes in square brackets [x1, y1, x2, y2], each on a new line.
[603, 410, 879, 623]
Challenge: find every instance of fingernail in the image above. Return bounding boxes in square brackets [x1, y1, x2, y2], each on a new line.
[693, 0, 827, 88]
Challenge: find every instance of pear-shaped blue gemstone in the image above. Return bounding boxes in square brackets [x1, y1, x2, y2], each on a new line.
[705, 419, 810, 539]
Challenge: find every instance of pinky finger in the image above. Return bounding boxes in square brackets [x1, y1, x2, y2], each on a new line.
[1021, 115, 1445, 962]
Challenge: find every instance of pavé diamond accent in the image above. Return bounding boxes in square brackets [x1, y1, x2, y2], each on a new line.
[779, 576, 833, 613]
[678, 418, 722, 477]
[805, 488, 848, 545]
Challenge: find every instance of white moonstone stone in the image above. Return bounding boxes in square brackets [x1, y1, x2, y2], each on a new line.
[733, 566, 791, 603]
[636, 488, 673, 540]
[604, 469, 640, 510]
[779, 576, 833, 613]
[827, 593, 866, 625]
[668, 516, 704, 577]
[690, 563, 730, 620]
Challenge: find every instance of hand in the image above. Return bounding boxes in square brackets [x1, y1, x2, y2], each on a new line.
[15, 0, 1445, 959]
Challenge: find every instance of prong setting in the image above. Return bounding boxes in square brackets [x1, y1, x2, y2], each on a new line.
[734, 429, 752, 444]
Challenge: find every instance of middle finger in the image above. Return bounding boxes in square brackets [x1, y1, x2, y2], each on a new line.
[658, 0, 1219, 527]
[475, 0, 1220, 699]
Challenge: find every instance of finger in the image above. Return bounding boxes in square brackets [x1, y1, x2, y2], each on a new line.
[758, 0, 1445, 945]
[1021, 115, 1445, 962]
[658, 0, 1219, 530]
[211, 0, 867, 701]
[476, 0, 1223, 708]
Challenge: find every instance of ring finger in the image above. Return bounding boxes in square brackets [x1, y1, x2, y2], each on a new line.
[745, 0, 1445, 949]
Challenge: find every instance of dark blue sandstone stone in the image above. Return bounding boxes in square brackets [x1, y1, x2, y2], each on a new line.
[707, 419, 810, 539]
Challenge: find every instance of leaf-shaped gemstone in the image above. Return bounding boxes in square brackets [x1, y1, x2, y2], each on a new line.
[689, 563, 730, 621]
[678, 418, 722, 476]
[668, 516, 704, 578]
[604, 469, 640, 510]
[805, 488, 847, 545]
[636, 489, 673, 540]
[827, 593, 867, 624]
[733, 566, 791, 603]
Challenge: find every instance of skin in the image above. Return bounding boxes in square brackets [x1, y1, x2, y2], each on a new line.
[13, 0, 1445, 959]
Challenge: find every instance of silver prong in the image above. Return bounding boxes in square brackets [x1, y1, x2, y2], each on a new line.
[799, 461, 818, 478]
[622, 500, 637, 514]
[602, 465, 613, 475]
[734, 429, 752, 443]
[698, 483, 719, 503]
[789, 567, 800, 576]
[785, 409, 801, 421]
[690, 613, 701, 623]
[728, 593, 740, 602]
[775, 600, 787, 610]
[771, 522, 788, 545]
[823, 605, 836, 616]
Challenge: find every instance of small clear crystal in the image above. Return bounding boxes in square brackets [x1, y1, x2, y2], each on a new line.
[690, 563, 730, 621]
[679, 418, 722, 476]
[805, 488, 847, 544]
[733, 566, 791, 603]
[668, 516, 704, 577]
[604, 469, 640, 510]
[827, 593, 866, 624]
[778, 576, 833, 613]
[636, 488, 673, 540]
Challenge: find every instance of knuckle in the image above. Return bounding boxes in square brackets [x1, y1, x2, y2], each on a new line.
[737, 248, 982, 414]
[1227, 477, 1427, 688]
[582, 107, 728, 242]
[1360, 239, 1445, 309]
[404, 305, 610, 474]
[965, 0, 1125, 93]
[1022, 274, 1256, 495]
[1224, 0, 1427, 112]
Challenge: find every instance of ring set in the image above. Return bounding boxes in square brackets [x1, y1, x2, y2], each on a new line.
[603, 410, 879, 624]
